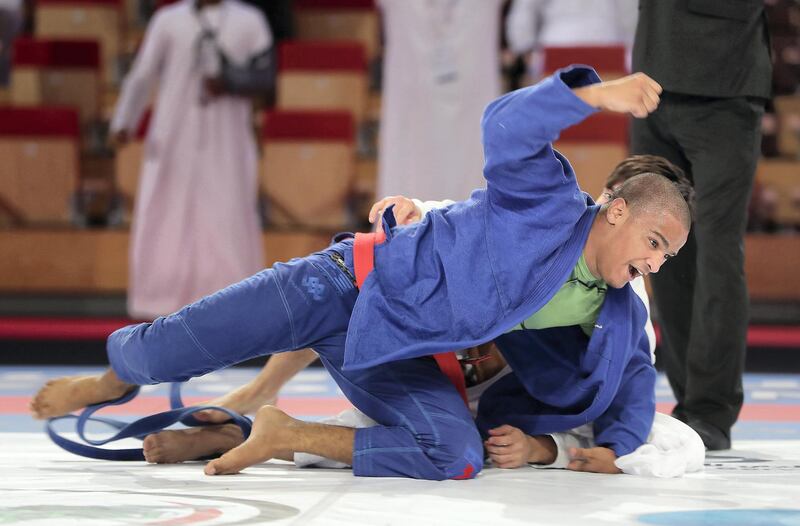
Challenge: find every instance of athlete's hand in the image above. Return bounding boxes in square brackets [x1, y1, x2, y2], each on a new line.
[566, 446, 622, 474]
[485, 425, 534, 468]
[368, 195, 421, 225]
[574, 73, 662, 118]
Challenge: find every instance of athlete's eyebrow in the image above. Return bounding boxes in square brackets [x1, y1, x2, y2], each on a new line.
[651, 230, 677, 257]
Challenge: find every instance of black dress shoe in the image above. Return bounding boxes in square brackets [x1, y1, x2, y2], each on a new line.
[687, 419, 731, 450]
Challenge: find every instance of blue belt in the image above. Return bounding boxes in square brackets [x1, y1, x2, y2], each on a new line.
[45, 383, 252, 461]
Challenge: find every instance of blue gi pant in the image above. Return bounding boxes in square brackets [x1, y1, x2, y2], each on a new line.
[107, 240, 483, 480]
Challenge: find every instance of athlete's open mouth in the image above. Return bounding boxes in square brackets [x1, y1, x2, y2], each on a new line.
[629, 265, 642, 280]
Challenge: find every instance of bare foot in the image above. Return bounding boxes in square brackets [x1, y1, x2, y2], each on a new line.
[204, 405, 295, 475]
[30, 369, 134, 420]
[193, 384, 278, 424]
[143, 424, 244, 464]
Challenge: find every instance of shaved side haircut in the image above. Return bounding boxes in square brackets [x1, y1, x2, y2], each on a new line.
[609, 172, 693, 230]
[606, 155, 695, 224]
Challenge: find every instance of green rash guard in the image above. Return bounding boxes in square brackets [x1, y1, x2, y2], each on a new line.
[508, 254, 607, 337]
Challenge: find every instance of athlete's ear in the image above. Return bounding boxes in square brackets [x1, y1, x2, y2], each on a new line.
[605, 197, 628, 226]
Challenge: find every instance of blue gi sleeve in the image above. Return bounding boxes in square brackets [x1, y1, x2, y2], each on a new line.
[591, 331, 657, 457]
[480, 65, 601, 208]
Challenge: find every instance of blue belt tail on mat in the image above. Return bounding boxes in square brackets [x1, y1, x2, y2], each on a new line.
[45, 383, 252, 461]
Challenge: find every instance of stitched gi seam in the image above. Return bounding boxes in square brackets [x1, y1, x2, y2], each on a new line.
[406, 393, 438, 446]
[272, 275, 298, 350]
[353, 446, 421, 456]
[348, 367, 417, 433]
[115, 329, 136, 380]
[178, 316, 227, 368]
[387, 367, 427, 438]
[482, 201, 509, 315]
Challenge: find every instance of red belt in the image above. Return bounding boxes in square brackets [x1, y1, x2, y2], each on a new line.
[353, 231, 468, 406]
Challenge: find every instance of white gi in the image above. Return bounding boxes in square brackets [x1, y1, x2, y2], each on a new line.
[111, 0, 269, 318]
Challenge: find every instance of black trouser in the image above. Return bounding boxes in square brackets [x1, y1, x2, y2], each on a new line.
[631, 92, 765, 433]
[0, 8, 21, 87]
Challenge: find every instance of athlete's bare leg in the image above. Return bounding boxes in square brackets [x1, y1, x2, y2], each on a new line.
[193, 349, 319, 423]
[142, 424, 299, 464]
[204, 405, 355, 475]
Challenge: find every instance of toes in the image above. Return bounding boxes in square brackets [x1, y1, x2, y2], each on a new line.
[204, 458, 233, 475]
[204, 445, 253, 475]
[193, 410, 228, 424]
[142, 434, 157, 450]
[192, 411, 211, 422]
[29, 400, 49, 419]
[142, 435, 160, 463]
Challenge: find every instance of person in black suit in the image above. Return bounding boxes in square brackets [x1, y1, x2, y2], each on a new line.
[631, 0, 772, 450]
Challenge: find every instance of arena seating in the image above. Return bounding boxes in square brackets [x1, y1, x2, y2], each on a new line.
[294, 0, 380, 60]
[774, 95, 800, 158]
[261, 110, 356, 228]
[0, 106, 80, 224]
[543, 45, 628, 81]
[554, 112, 629, 199]
[756, 160, 800, 228]
[10, 38, 101, 128]
[277, 41, 368, 122]
[35, 0, 124, 86]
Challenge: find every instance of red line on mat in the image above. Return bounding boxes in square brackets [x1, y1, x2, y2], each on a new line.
[1, 396, 353, 415]
[656, 402, 800, 422]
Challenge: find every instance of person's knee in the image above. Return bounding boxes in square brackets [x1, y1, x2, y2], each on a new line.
[107, 325, 192, 385]
[418, 422, 484, 480]
[353, 422, 483, 480]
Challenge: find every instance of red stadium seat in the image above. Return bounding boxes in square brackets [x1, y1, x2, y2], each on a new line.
[277, 41, 368, 122]
[294, 0, 379, 60]
[11, 38, 101, 126]
[543, 45, 628, 79]
[555, 113, 630, 198]
[261, 110, 356, 228]
[34, 0, 124, 85]
[0, 106, 80, 224]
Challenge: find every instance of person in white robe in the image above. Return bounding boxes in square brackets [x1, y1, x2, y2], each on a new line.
[110, 0, 270, 319]
[376, 0, 503, 202]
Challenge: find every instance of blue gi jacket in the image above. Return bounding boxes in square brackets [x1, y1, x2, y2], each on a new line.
[346, 65, 604, 369]
[479, 292, 655, 457]
[345, 65, 656, 456]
